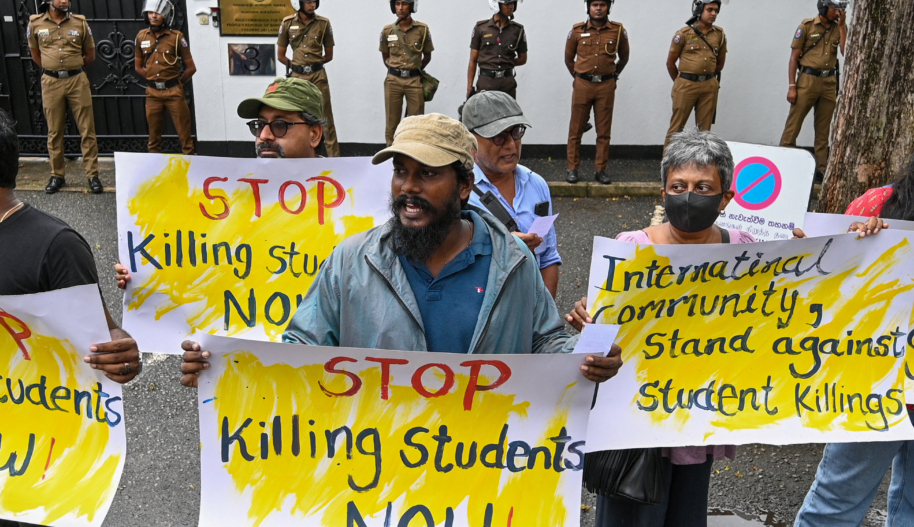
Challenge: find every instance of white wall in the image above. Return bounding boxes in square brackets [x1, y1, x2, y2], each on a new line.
[186, 0, 838, 148]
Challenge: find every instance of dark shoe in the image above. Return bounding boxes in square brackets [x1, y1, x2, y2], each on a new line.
[88, 176, 103, 194]
[595, 170, 611, 185]
[813, 170, 824, 184]
[583, 121, 593, 133]
[566, 169, 579, 184]
[45, 176, 65, 194]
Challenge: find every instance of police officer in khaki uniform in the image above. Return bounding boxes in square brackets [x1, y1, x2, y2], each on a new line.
[564, 0, 629, 185]
[380, 0, 433, 146]
[780, 0, 847, 182]
[277, 0, 339, 157]
[664, 0, 727, 150]
[135, 0, 196, 155]
[27, 0, 101, 194]
[466, 0, 527, 99]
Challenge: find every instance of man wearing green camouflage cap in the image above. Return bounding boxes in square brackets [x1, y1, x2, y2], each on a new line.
[237, 77, 326, 158]
[180, 113, 623, 387]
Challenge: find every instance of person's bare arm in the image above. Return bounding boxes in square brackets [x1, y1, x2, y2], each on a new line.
[381, 51, 390, 67]
[277, 45, 289, 66]
[540, 264, 559, 299]
[616, 45, 630, 75]
[715, 50, 726, 73]
[514, 52, 527, 67]
[83, 47, 95, 67]
[180, 57, 196, 84]
[323, 45, 333, 63]
[564, 45, 576, 77]
[787, 48, 801, 104]
[666, 51, 680, 81]
[30, 48, 42, 68]
[134, 53, 146, 77]
[467, 48, 479, 98]
[838, 11, 847, 54]
[421, 50, 431, 69]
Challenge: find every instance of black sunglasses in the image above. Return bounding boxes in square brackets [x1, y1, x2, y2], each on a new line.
[246, 119, 308, 138]
[490, 125, 526, 146]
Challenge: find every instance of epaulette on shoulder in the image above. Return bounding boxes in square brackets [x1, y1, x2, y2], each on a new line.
[573, 21, 586, 29]
[71, 13, 86, 20]
[281, 14, 296, 22]
[29, 13, 41, 20]
[316, 15, 330, 23]
[476, 19, 489, 26]
[510, 20, 524, 28]
[802, 17, 815, 25]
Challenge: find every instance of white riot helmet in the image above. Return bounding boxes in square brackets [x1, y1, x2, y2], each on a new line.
[142, 0, 175, 27]
[489, 0, 521, 12]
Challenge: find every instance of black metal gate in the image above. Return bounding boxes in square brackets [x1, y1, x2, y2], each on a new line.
[0, 0, 194, 155]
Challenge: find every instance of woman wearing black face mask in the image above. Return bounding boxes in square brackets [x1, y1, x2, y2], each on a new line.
[566, 129, 755, 527]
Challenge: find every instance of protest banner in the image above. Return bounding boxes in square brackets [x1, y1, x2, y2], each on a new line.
[584, 233, 914, 451]
[196, 334, 593, 526]
[0, 286, 126, 527]
[716, 142, 816, 241]
[803, 212, 914, 238]
[116, 154, 391, 353]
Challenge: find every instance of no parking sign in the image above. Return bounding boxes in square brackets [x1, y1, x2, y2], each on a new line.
[717, 142, 815, 241]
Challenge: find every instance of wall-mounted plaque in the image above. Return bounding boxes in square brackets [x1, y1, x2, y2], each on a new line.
[228, 44, 277, 76]
[218, 0, 295, 36]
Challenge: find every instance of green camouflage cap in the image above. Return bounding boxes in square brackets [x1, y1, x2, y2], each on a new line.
[236, 77, 323, 120]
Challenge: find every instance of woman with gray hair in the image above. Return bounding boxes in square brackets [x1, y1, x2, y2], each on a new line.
[566, 129, 755, 526]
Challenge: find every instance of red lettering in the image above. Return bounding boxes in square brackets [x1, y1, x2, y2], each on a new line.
[278, 180, 307, 215]
[318, 357, 363, 397]
[0, 309, 32, 360]
[366, 357, 410, 400]
[239, 178, 269, 218]
[460, 360, 512, 411]
[411, 363, 455, 398]
[199, 176, 230, 220]
[306, 174, 345, 225]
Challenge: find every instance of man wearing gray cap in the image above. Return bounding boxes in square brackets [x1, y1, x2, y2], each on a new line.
[462, 91, 561, 298]
[179, 113, 621, 386]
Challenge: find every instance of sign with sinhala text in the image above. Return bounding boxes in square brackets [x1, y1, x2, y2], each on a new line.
[716, 142, 816, 241]
[218, 0, 296, 36]
[116, 153, 391, 354]
[0, 286, 126, 527]
[196, 334, 593, 526]
[584, 233, 914, 451]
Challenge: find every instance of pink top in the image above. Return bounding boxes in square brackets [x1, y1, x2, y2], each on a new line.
[616, 228, 758, 465]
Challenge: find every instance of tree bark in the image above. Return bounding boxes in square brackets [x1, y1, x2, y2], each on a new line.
[817, 0, 914, 213]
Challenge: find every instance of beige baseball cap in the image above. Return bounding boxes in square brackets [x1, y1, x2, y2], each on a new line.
[371, 114, 478, 171]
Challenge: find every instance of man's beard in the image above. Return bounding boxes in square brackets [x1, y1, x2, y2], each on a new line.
[388, 192, 462, 262]
[51, 3, 69, 12]
[256, 141, 285, 158]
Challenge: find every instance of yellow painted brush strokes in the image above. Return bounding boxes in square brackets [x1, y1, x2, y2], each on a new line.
[0, 331, 121, 525]
[126, 156, 376, 340]
[591, 239, 914, 435]
[213, 351, 576, 526]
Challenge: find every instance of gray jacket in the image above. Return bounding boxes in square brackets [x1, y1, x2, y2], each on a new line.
[283, 207, 578, 354]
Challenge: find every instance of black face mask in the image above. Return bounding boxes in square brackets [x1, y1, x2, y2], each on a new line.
[665, 192, 723, 233]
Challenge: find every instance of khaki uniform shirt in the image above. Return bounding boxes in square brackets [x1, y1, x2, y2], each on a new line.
[670, 24, 727, 75]
[470, 16, 527, 72]
[566, 20, 628, 76]
[277, 14, 334, 66]
[380, 19, 434, 70]
[135, 28, 192, 82]
[27, 12, 95, 71]
[792, 17, 840, 70]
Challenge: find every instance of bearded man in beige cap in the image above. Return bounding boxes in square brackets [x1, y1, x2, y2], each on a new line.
[179, 113, 621, 386]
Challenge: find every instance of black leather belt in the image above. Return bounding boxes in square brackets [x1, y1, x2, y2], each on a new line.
[388, 67, 420, 78]
[480, 68, 514, 79]
[290, 63, 324, 74]
[43, 67, 84, 79]
[148, 78, 181, 90]
[576, 72, 618, 83]
[801, 66, 838, 78]
[679, 73, 715, 82]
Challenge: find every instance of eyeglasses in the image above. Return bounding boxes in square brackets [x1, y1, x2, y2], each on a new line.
[246, 119, 308, 138]
[490, 125, 526, 146]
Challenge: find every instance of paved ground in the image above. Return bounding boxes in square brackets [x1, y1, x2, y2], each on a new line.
[14, 169, 886, 526]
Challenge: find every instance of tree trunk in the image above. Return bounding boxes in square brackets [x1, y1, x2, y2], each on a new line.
[817, 0, 914, 213]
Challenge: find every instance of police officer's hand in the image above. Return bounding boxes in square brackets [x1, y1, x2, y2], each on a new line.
[580, 345, 623, 383]
[514, 232, 543, 252]
[114, 263, 130, 289]
[180, 340, 210, 388]
[787, 86, 798, 105]
[565, 296, 591, 332]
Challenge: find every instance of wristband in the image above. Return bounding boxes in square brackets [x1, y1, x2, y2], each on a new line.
[789, 84, 796, 87]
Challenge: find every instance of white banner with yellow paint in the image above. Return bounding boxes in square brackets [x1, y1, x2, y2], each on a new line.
[115, 153, 392, 354]
[584, 232, 914, 451]
[195, 333, 592, 527]
[0, 285, 126, 527]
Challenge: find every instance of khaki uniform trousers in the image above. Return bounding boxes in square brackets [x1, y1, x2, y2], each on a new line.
[292, 68, 339, 157]
[664, 76, 720, 149]
[384, 74, 424, 146]
[41, 72, 98, 179]
[476, 75, 517, 99]
[146, 84, 194, 155]
[779, 73, 837, 173]
[567, 76, 616, 171]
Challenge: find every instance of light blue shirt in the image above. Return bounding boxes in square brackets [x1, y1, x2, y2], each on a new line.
[468, 164, 562, 269]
